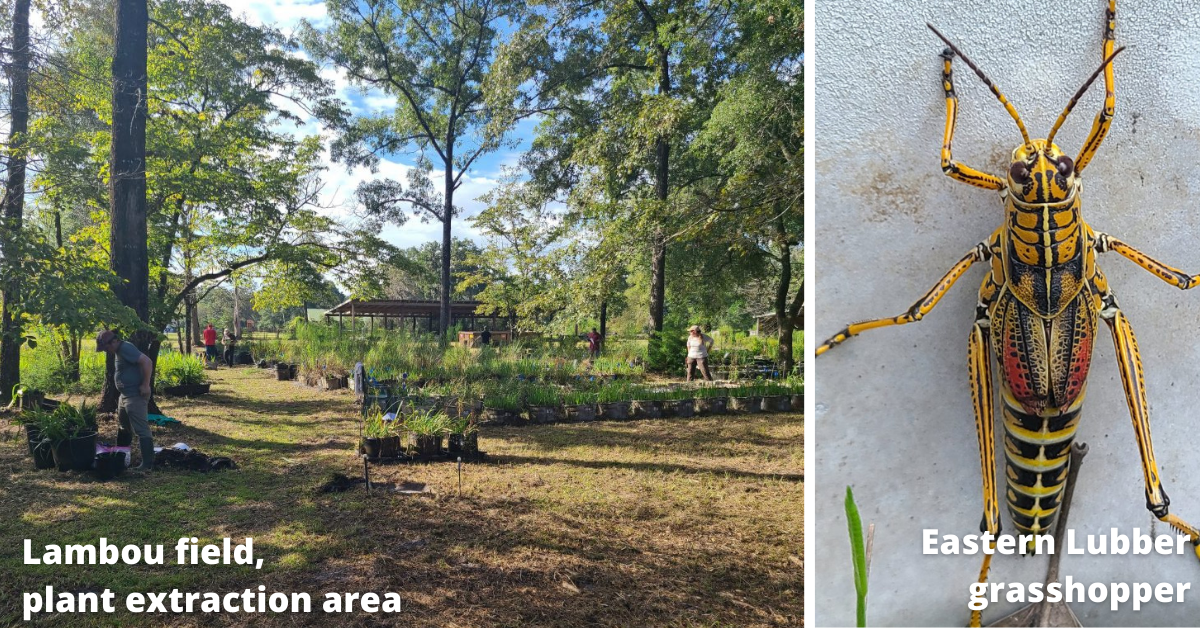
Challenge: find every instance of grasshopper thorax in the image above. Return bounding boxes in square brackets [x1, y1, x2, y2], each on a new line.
[1008, 140, 1076, 205]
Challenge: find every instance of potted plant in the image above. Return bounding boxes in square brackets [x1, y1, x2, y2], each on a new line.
[629, 386, 663, 419]
[562, 390, 598, 422]
[761, 381, 792, 412]
[664, 388, 695, 418]
[15, 407, 57, 470]
[40, 402, 99, 472]
[596, 383, 632, 420]
[447, 414, 479, 455]
[159, 353, 211, 397]
[728, 382, 765, 414]
[276, 362, 297, 381]
[361, 409, 387, 459]
[405, 409, 447, 457]
[93, 452, 126, 481]
[789, 380, 804, 412]
[694, 385, 729, 416]
[525, 385, 563, 424]
[482, 389, 522, 425]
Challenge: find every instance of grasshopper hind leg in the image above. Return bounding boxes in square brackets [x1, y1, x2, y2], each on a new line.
[967, 295, 1000, 627]
[1100, 294, 1200, 560]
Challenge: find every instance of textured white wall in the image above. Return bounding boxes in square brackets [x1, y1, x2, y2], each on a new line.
[815, 0, 1200, 625]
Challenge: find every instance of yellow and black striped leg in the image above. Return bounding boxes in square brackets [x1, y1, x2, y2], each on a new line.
[1101, 301, 1200, 559]
[967, 319, 999, 628]
[1075, 0, 1117, 174]
[817, 241, 992, 356]
[938, 49, 1005, 190]
[1096, 233, 1200, 289]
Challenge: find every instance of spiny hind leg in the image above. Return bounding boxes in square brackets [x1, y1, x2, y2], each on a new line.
[817, 240, 994, 356]
[968, 317, 1000, 628]
[1100, 296, 1200, 558]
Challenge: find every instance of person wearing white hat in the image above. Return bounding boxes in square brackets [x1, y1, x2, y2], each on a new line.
[685, 325, 714, 382]
[96, 330, 156, 473]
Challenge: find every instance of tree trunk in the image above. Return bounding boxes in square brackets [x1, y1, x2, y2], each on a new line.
[647, 46, 671, 333]
[440, 159, 454, 339]
[0, 0, 31, 402]
[189, 294, 200, 349]
[598, 300, 607, 356]
[774, 214, 794, 374]
[103, 0, 150, 413]
[232, 279, 241, 337]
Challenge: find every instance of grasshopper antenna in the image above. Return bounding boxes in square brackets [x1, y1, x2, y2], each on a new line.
[927, 23, 1032, 147]
[1045, 46, 1126, 146]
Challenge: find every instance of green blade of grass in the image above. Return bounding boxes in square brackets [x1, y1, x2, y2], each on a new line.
[845, 485, 867, 627]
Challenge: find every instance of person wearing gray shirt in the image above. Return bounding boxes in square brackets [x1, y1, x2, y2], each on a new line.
[96, 330, 156, 472]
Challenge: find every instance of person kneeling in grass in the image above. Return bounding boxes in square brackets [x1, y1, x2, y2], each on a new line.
[96, 330, 155, 473]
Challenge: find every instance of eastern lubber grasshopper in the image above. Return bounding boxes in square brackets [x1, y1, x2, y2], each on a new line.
[817, 1, 1200, 624]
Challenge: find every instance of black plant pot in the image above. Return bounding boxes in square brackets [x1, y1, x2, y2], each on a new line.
[52, 433, 97, 472]
[361, 438, 382, 458]
[379, 435, 401, 458]
[411, 434, 442, 457]
[630, 400, 662, 419]
[27, 426, 55, 470]
[93, 452, 126, 481]
[448, 432, 479, 454]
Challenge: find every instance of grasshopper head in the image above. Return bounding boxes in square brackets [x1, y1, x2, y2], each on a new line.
[1008, 140, 1075, 204]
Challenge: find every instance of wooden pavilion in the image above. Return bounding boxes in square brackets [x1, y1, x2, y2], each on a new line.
[323, 299, 513, 333]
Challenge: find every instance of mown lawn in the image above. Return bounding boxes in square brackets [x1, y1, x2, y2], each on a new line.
[0, 367, 802, 627]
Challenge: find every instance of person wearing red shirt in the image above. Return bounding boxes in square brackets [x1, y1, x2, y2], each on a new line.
[202, 323, 218, 364]
[586, 328, 601, 359]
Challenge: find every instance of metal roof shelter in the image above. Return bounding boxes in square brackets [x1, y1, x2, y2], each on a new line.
[323, 299, 513, 333]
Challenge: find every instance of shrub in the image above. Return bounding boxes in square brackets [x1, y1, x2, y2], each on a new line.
[157, 352, 208, 386]
[646, 327, 687, 375]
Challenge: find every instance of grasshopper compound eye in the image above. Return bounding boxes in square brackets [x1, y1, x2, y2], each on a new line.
[1056, 155, 1075, 177]
[1009, 161, 1031, 184]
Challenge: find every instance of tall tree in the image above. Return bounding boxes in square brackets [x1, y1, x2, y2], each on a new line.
[103, 0, 151, 409]
[503, 0, 736, 333]
[461, 172, 568, 330]
[302, 0, 526, 337]
[34, 0, 345, 397]
[0, 0, 31, 402]
[692, 0, 803, 372]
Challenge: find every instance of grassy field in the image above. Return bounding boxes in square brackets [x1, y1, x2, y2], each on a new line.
[0, 367, 802, 627]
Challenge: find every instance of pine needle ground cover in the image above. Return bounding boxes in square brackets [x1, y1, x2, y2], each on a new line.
[0, 368, 802, 627]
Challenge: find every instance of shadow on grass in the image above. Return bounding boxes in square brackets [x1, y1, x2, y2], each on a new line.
[490, 453, 803, 483]
[183, 391, 348, 419]
[489, 415, 803, 461]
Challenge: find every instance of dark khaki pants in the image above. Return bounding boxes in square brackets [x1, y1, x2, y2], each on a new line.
[686, 357, 713, 381]
[116, 393, 151, 446]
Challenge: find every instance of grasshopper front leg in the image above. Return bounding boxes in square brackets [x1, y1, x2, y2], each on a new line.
[1100, 293, 1200, 559]
[817, 238, 994, 356]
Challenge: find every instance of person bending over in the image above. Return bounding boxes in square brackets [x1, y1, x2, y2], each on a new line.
[96, 330, 156, 473]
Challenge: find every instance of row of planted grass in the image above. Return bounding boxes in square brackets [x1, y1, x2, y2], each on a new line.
[246, 321, 798, 387]
[244, 321, 648, 385]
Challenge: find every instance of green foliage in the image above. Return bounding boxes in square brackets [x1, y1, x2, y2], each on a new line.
[362, 406, 390, 439]
[156, 352, 208, 387]
[18, 328, 106, 395]
[404, 408, 450, 437]
[25, 401, 99, 442]
[845, 486, 869, 627]
[461, 173, 570, 331]
[647, 327, 687, 375]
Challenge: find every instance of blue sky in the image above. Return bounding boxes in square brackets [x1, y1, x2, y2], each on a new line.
[216, 0, 540, 250]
